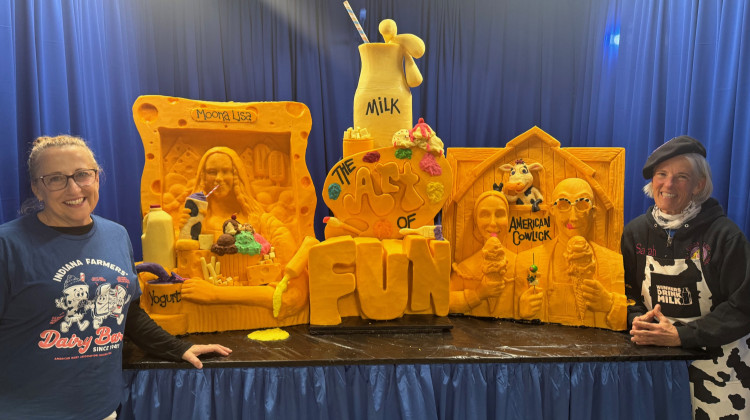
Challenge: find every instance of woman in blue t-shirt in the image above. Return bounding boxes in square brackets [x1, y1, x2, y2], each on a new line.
[0, 135, 232, 420]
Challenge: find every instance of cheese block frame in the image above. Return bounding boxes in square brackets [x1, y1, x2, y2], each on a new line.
[442, 126, 627, 330]
[132, 96, 316, 333]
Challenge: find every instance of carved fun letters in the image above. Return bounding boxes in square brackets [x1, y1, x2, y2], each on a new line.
[308, 236, 450, 325]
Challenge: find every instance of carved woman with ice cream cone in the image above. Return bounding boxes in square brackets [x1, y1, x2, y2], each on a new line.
[449, 189, 516, 318]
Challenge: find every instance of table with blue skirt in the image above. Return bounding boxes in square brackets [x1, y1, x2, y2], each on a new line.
[121, 316, 706, 419]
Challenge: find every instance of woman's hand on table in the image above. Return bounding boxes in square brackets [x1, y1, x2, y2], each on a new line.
[630, 304, 681, 347]
[182, 344, 233, 369]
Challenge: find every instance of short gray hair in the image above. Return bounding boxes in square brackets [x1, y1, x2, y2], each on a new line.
[642, 153, 713, 205]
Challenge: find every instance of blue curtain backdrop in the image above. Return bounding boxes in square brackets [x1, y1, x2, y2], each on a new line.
[1, 0, 749, 259]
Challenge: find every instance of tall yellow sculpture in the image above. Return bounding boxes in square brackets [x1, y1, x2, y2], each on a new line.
[352, 19, 425, 149]
[309, 119, 452, 326]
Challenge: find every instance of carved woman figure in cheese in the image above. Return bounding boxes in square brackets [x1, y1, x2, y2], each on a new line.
[182, 147, 262, 233]
[180, 147, 295, 262]
[514, 178, 627, 329]
[449, 190, 516, 318]
[177, 147, 307, 317]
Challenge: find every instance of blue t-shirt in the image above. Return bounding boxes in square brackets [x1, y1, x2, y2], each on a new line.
[0, 214, 141, 419]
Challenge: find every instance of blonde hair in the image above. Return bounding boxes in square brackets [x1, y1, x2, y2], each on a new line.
[192, 147, 264, 224]
[28, 135, 99, 177]
[21, 135, 100, 214]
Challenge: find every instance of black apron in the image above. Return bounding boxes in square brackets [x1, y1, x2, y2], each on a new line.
[641, 254, 750, 418]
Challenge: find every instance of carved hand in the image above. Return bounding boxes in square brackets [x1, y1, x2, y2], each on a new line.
[178, 207, 191, 228]
[180, 278, 218, 303]
[519, 286, 543, 318]
[476, 274, 505, 300]
[178, 206, 206, 229]
[277, 286, 307, 319]
[581, 279, 613, 313]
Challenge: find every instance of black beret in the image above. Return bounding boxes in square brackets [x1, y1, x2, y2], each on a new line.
[642, 135, 706, 179]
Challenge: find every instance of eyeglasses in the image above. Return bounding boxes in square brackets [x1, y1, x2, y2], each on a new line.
[553, 197, 593, 212]
[36, 169, 98, 191]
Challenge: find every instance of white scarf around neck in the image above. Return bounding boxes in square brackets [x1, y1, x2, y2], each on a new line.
[651, 200, 701, 230]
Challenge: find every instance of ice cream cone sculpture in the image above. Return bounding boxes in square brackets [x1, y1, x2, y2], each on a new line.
[398, 224, 443, 240]
[480, 235, 507, 312]
[564, 236, 597, 321]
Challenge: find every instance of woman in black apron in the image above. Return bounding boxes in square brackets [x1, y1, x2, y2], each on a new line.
[622, 135, 750, 419]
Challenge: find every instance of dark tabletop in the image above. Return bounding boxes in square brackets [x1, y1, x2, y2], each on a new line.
[123, 316, 708, 370]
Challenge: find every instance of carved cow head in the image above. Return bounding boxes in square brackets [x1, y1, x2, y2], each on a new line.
[499, 159, 543, 195]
